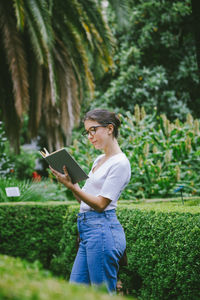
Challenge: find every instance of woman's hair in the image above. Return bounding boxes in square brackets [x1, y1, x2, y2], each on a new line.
[84, 109, 121, 138]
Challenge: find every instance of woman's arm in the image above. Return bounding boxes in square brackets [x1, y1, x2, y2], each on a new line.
[50, 166, 111, 212]
[72, 183, 81, 203]
[71, 185, 111, 212]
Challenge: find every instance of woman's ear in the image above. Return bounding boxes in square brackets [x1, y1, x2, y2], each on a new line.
[107, 124, 114, 135]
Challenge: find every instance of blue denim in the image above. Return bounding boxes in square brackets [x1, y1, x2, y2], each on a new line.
[69, 209, 126, 293]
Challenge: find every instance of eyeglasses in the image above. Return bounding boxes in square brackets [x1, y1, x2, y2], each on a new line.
[82, 125, 108, 137]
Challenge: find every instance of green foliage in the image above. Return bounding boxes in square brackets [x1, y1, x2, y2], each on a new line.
[50, 205, 79, 277]
[0, 121, 13, 178]
[0, 255, 128, 300]
[0, 202, 69, 268]
[69, 107, 200, 199]
[117, 205, 200, 299]
[0, 119, 40, 181]
[52, 203, 200, 299]
[0, 0, 116, 153]
[7, 148, 38, 180]
[0, 178, 68, 202]
[119, 108, 200, 199]
[0, 202, 199, 299]
[95, 0, 199, 119]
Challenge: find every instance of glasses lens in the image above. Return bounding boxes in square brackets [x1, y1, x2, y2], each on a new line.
[82, 126, 100, 137]
[90, 127, 97, 135]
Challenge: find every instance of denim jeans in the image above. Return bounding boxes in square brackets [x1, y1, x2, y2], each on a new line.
[69, 209, 126, 293]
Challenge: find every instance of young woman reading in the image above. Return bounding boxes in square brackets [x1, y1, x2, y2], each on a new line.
[50, 109, 131, 293]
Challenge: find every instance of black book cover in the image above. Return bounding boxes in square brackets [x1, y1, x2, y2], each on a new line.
[40, 148, 89, 184]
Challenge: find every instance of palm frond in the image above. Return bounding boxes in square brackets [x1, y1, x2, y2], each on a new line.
[47, 51, 59, 105]
[0, 1, 29, 119]
[54, 40, 81, 134]
[65, 20, 95, 96]
[28, 61, 43, 137]
[13, 0, 25, 31]
[23, 2, 46, 64]
[23, 0, 54, 64]
[76, 0, 115, 69]
[29, 0, 53, 47]
[0, 37, 21, 153]
[53, 0, 114, 84]
[0, 0, 118, 153]
[107, 0, 130, 29]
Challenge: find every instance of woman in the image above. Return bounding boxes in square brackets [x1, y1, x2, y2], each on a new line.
[50, 109, 131, 293]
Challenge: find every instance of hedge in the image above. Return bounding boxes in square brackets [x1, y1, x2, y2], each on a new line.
[0, 201, 199, 299]
[0, 202, 70, 268]
[117, 204, 200, 299]
[0, 255, 129, 300]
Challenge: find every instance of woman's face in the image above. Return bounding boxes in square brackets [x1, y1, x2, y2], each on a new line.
[84, 119, 113, 150]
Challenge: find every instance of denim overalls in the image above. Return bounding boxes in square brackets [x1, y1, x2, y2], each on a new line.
[69, 209, 126, 293]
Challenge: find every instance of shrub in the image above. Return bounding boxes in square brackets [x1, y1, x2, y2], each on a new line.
[117, 204, 200, 299]
[119, 108, 200, 199]
[8, 147, 38, 180]
[0, 121, 13, 178]
[69, 107, 200, 199]
[0, 255, 129, 300]
[0, 202, 70, 268]
[52, 203, 200, 299]
[96, 0, 199, 119]
[50, 205, 80, 277]
[0, 202, 199, 299]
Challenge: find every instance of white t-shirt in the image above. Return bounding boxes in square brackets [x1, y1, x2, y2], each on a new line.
[80, 152, 131, 213]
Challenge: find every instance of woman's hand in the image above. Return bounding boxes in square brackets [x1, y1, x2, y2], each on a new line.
[49, 166, 74, 189]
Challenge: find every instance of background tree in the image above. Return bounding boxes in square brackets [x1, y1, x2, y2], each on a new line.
[0, 0, 116, 153]
[191, 0, 200, 79]
[93, 0, 200, 120]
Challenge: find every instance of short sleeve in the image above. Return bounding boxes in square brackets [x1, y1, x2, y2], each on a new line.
[98, 160, 131, 201]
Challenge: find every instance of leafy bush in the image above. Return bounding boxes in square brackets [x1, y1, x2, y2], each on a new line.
[0, 202, 199, 299]
[119, 108, 200, 199]
[0, 202, 70, 268]
[96, 0, 199, 119]
[0, 121, 14, 177]
[0, 178, 68, 202]
[69, 107, 200, 199]
[50, 205, 79, 277]
[0, 118, 40, 181]
[52, 203, 200, 299]
[0, 255, 128, 300]
[117, 204, 200, 299]
[7, 147, 38, 180]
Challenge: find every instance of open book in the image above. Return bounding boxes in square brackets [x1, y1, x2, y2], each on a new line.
[39, 148, 89, 184]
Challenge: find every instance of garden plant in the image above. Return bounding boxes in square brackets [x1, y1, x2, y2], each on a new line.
[69, 106, 200, 200]
[0, 202, 199, 299]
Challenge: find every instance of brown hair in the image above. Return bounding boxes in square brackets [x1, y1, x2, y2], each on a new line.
[84, 109, 121, 138]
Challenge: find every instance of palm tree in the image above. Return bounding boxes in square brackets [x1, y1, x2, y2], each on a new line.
[0, 0, 123, 153]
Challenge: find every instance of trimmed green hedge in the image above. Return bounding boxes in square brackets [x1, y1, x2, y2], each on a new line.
[118, 205, 200, 299]
[0, 202, 70, 268]
[0, 202, 199, 299]
[0, 255, 129, 300]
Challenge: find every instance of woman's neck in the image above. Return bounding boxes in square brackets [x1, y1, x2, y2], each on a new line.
[104, 139, 122, 158]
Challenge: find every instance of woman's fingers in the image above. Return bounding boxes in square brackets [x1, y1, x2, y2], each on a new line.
[63, 165, 68, 176]
[49, 166, 58, 176]
[49, 165, 70, 180]
[49, 165, 72, 189]
[63, 166, 72, 182]
[49, 166, 62, 180]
